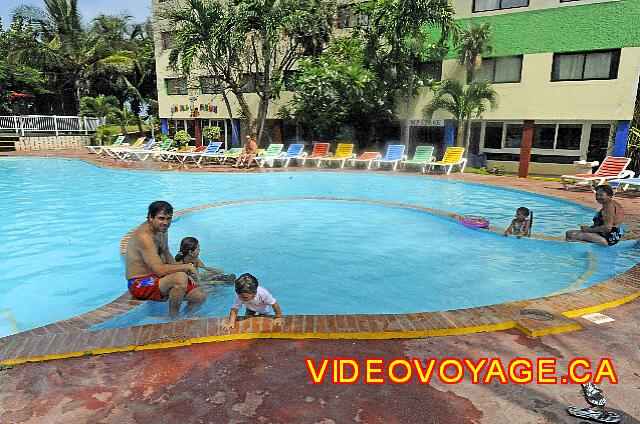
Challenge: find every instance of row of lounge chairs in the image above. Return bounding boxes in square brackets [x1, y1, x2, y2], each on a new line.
[86, 137, 469, 173]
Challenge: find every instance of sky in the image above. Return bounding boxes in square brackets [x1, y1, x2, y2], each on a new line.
[2, 0, 152, 28]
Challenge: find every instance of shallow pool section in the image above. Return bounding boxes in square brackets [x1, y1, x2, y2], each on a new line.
[91, 200, 640, 330]
[1, 157, 637, 337]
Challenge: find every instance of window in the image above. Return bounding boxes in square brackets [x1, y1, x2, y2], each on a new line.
[473, 56, 522, 83]
[556, 124, 582, 150]
[504, 124, 523, 148]
[160, 32, 175, 51]
[484, 122, 503, 149]
[473, 0, 528, 12]
[533, 124, 556, 149]
[417, 61, 442, 83]
[284, 71, 299, 91]
[200, 76, 224, 94]
[165, 78, 187, 95]
[551, 49, 620, 81]
[533, 123, 582, 150]
[337, 4, 367, 29]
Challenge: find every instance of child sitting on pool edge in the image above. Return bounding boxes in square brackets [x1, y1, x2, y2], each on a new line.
[504, 207, 533, 238]
[175, 237, 235, 285]
[222, 273, 284, 330]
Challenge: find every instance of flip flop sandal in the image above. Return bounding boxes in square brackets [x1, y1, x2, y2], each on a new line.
[582, 382, 606, 406]
[567, 406, 620, 423]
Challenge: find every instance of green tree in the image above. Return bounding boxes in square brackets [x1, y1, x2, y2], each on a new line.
[423, 78, 498, 150]
[282, 36, 395, 144]
[457, 22, 493, 82]
[357, 0, 459, 149]
[0, 20, 45, 113]
[9, 0, 140, 113]
[167, 0, 335, 143]
[79, 94, 120, 124]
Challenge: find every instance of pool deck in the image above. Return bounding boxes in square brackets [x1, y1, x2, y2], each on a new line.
[1, 149, 639, 423]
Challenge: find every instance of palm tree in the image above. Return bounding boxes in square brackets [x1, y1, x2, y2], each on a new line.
[79, 94, 120, 124]
[10, 0, 137, 113]
[457, 22, 493, 82]
[423, 78, 498, 150]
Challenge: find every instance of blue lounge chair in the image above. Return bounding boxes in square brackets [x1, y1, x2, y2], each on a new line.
[270, 143, 306, 168]
[372, 144, 406, 171]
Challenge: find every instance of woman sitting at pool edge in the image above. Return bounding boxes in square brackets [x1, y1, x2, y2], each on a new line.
[565, 185, 624, 246]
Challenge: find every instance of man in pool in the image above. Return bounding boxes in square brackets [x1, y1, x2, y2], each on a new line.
[125, 200, 207, 318]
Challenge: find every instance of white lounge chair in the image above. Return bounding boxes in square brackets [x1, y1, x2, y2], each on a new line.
[561, 157, 633, 190]
[270, 144, 306, 168]
[372, 144, 406, 171]
[423, 147, 467, 175]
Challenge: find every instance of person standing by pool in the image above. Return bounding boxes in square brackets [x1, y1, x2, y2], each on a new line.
[125, 201, 207, 318]
[232, 134, 258, 169]
[565, 185, 624, 246]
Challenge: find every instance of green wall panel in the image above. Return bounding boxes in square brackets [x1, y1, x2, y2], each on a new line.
[433, 0, 640, 59]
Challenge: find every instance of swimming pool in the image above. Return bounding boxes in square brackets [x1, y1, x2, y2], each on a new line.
[1, 157, 638, 336]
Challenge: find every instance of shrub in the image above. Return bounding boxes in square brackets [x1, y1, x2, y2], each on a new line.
[203, 126, 222, 141]
[93, 126, 118, 145]
[465, 167, 491, 175]
[173, 130, 192, 147]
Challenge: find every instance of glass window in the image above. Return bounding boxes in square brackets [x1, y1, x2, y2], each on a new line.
[200, 76, 223, 94]
[284, 71, 299, 91]
[532, 124, 556, 149]
[552, 50, 620, 81]
[417, 61, 442, 83]
[484, 122, 503, 149]
[494, 56, 522, 83]
[587, 124, 612, 162]
[556, 124, 582, 150]
[473, 0, 528, 12]
[472, 56, 522, 83]
[504, 124, 523, 148]
[165, 78, 187, 95]
[161, 32, 175, 51]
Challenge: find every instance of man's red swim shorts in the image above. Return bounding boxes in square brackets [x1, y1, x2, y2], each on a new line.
[128, 275, 197, 302]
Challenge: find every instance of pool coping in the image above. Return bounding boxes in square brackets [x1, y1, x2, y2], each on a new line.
[0, 155, 640, 365]
[1, 195, 639, 366]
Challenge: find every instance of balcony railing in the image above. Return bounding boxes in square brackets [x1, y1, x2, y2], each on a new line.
[0, 115, 101, 136]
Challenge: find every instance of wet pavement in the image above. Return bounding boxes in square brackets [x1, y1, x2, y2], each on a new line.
[1, 297, 639, 424]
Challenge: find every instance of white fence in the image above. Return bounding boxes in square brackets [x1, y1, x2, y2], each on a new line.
[0, 115, 100, 136]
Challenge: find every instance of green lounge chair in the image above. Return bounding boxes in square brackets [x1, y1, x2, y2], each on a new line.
[400, 145, 435, 171]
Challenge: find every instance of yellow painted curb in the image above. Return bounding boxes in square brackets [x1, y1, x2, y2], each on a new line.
[515, 322, 582, 337]
[563, 290, 640, 318]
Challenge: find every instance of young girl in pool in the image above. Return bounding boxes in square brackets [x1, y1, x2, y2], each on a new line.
[504, 207, 533, 238]
[175, 237, 235, 284]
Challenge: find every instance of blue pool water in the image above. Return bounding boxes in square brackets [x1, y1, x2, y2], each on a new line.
[1, 157, 638, 335]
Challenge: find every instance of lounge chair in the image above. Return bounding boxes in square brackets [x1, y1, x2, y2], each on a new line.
[154, 145, 196, 162]
[103, 136, 146, 157]
[134, 139, 173, 161]
[423, 147, 467, 174]
[346, 151, 381, 169]
[254, 144, 285, 167]
[113, 139, 155, 161]
[316, 143, 356, 168]
[561, 157, 633, 190]
[372, 144, 406, 171]
[184, 141, 223, 166]
[610, 177, 640, 192]
[85, 135, 124, 154]
[400, 145, 435, 171]
[300, 142, 331, 166]
[215, 147, 244, 164]
[270, 144, 306, 168]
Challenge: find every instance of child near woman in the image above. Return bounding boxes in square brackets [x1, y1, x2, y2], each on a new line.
[504, 207, 532, 238]
[175, 237, 235, 284]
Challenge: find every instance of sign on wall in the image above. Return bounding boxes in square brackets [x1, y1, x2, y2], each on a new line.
[409, 119, 444, 127]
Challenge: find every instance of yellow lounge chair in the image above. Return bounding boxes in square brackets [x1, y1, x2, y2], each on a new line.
[423, 147, 467, 174]
[316, 143, 356, 168]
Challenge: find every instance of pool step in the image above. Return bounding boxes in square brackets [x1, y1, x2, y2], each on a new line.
[0, 136, 18, 152]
